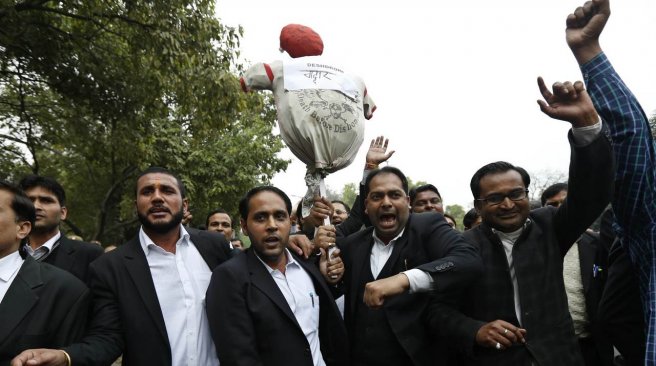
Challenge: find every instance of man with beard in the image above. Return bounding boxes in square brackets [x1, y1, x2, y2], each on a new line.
[12, 167, 233, 366]
[18, 176, 103, 283]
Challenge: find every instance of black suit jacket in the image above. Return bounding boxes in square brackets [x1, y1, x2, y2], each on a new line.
[65, 228, 232, 366]
[575, 231, 613, 366]
[0, 255, 90, 365]
[42, 236, 104, 283]
[427, 131, 614, 366]
[338, 212, 482, 366]
[206, 249, 349, 366]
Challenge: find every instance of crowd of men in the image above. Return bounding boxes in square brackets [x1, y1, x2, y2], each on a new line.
[1, 0, 655, 365]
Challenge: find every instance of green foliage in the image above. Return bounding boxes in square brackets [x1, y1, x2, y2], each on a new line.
[649, 111, 656, 139]
[340, 183, 359, 207]
[0, 0, 287, 244]
[445, 204, 466, 231]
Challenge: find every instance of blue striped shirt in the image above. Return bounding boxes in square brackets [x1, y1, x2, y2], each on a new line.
[583, 52, 656, 365]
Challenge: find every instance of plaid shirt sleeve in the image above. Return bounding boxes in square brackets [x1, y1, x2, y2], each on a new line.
[582, 51, 656, 363]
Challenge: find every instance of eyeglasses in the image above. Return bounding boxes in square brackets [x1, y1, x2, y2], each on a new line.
[476, 189, 529, 205]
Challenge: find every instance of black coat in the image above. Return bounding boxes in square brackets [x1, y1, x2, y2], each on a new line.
[206, 249, 349, 366]
[64, 229, 232, 366]
[0, 256, 90, 365]
[338, 212, 482, 366]
[42, 236, 104, 284]
[427, 131, 614, 366]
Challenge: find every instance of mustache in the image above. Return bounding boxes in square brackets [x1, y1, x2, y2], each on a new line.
[148, 206, 171, 214]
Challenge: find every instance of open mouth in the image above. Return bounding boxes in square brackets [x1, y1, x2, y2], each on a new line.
[263, 236, 280, 246]
[378, 213, 397, 228]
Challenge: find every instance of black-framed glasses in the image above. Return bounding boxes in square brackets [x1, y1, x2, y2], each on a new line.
[476, 189, 529, 205]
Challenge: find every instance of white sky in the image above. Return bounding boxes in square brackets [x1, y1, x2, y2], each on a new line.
[215, 0, 656, 208]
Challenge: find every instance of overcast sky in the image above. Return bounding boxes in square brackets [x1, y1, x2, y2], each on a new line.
[215, 0, 656, 209]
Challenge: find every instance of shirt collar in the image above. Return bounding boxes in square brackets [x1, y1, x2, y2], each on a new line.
[255, 248, 299, 274]
[30, 231, 61, 252]
[139, 225, 190, 255]
[0, 251, 24, 282]
[372, 228, 405, 247]
[492, 219, 531, 243]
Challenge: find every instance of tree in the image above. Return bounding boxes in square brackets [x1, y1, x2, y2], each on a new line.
[649, 111, 656, 139]
[340, 183, 359, 208]
[445, 204, 466, 231]
[528, 169, 567, 203]
[0, 0, 288, 244]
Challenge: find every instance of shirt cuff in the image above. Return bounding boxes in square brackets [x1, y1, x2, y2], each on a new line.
[403, 269, 435, 294]
[571, 120, 602, 146]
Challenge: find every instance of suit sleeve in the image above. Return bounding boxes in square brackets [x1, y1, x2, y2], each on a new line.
[64, 261, 124, 366]
[415, 214, 483, 293]
[552, 129, 614, 256]
[426, 289, 485, 355]
[53, 286, 91, 347]
[206, 265, 263, 366]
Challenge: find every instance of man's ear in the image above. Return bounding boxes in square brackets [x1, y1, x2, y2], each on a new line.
[182, 198, 189, 212]
[240, 218, 249, 237]
[59, 206, 68, 221]
[364, 198, 368, 215]
[474, 200, 482, 212]
[16, 220, 32, 241]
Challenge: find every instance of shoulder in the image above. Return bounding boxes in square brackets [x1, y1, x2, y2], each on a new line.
[61, 237, 104, 257]
[213, 249, 248, 275]
[37, 261, 89, 296]
[528, 206, 559, 229]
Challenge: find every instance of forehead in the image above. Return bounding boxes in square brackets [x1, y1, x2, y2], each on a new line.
[479, 170, 525, 196]
[248, 191, 287, 214]
[209, 212, 231, 223]
[546, 190, 568, 202]
[0, 190, 14, 212]
[25, 186, 58, 199]
[333, 202, 347, 211]
[137, 173, 179, 190]
[414, 190, 440, 202]
[369, 172, 404, 192]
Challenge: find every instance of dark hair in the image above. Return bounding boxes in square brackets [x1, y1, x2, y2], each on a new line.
[463, 208, 480, 230]
[363, 166, 409, 198]
[331, 200, 351, 213]
[239, 186, 292, 220]
[409, 184, 442, 205]
[18, 175, 66, 206]
[0, 181, 36, 240]
[443, 213, 456, 224]
[470, 161, 530, 199]
[136, 167, 186, 198]
[295, 200, 303, 224]
[206, 208, 230, 227]
[540, 182, 568, 206]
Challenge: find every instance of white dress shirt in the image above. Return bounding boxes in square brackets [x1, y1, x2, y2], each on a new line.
[139, 226, 218, 366]
[371, 230, 434, 293]
[25, 231, 61, 261]
[256, 249, 326, 366]
[494, 226, 525, 325]
[0, 251, 25, 303]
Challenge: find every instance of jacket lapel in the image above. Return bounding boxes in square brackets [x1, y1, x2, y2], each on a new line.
[189, 232, 220, 271]
[348, 230, 374, 317]
[121, 236, 169, 347]
[246, 250, 302, 329]
[378, 230, 409, 279]
[0, 256, 40, 345]
[53, 237, 75, 271]
[577, 239, 595, 294]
